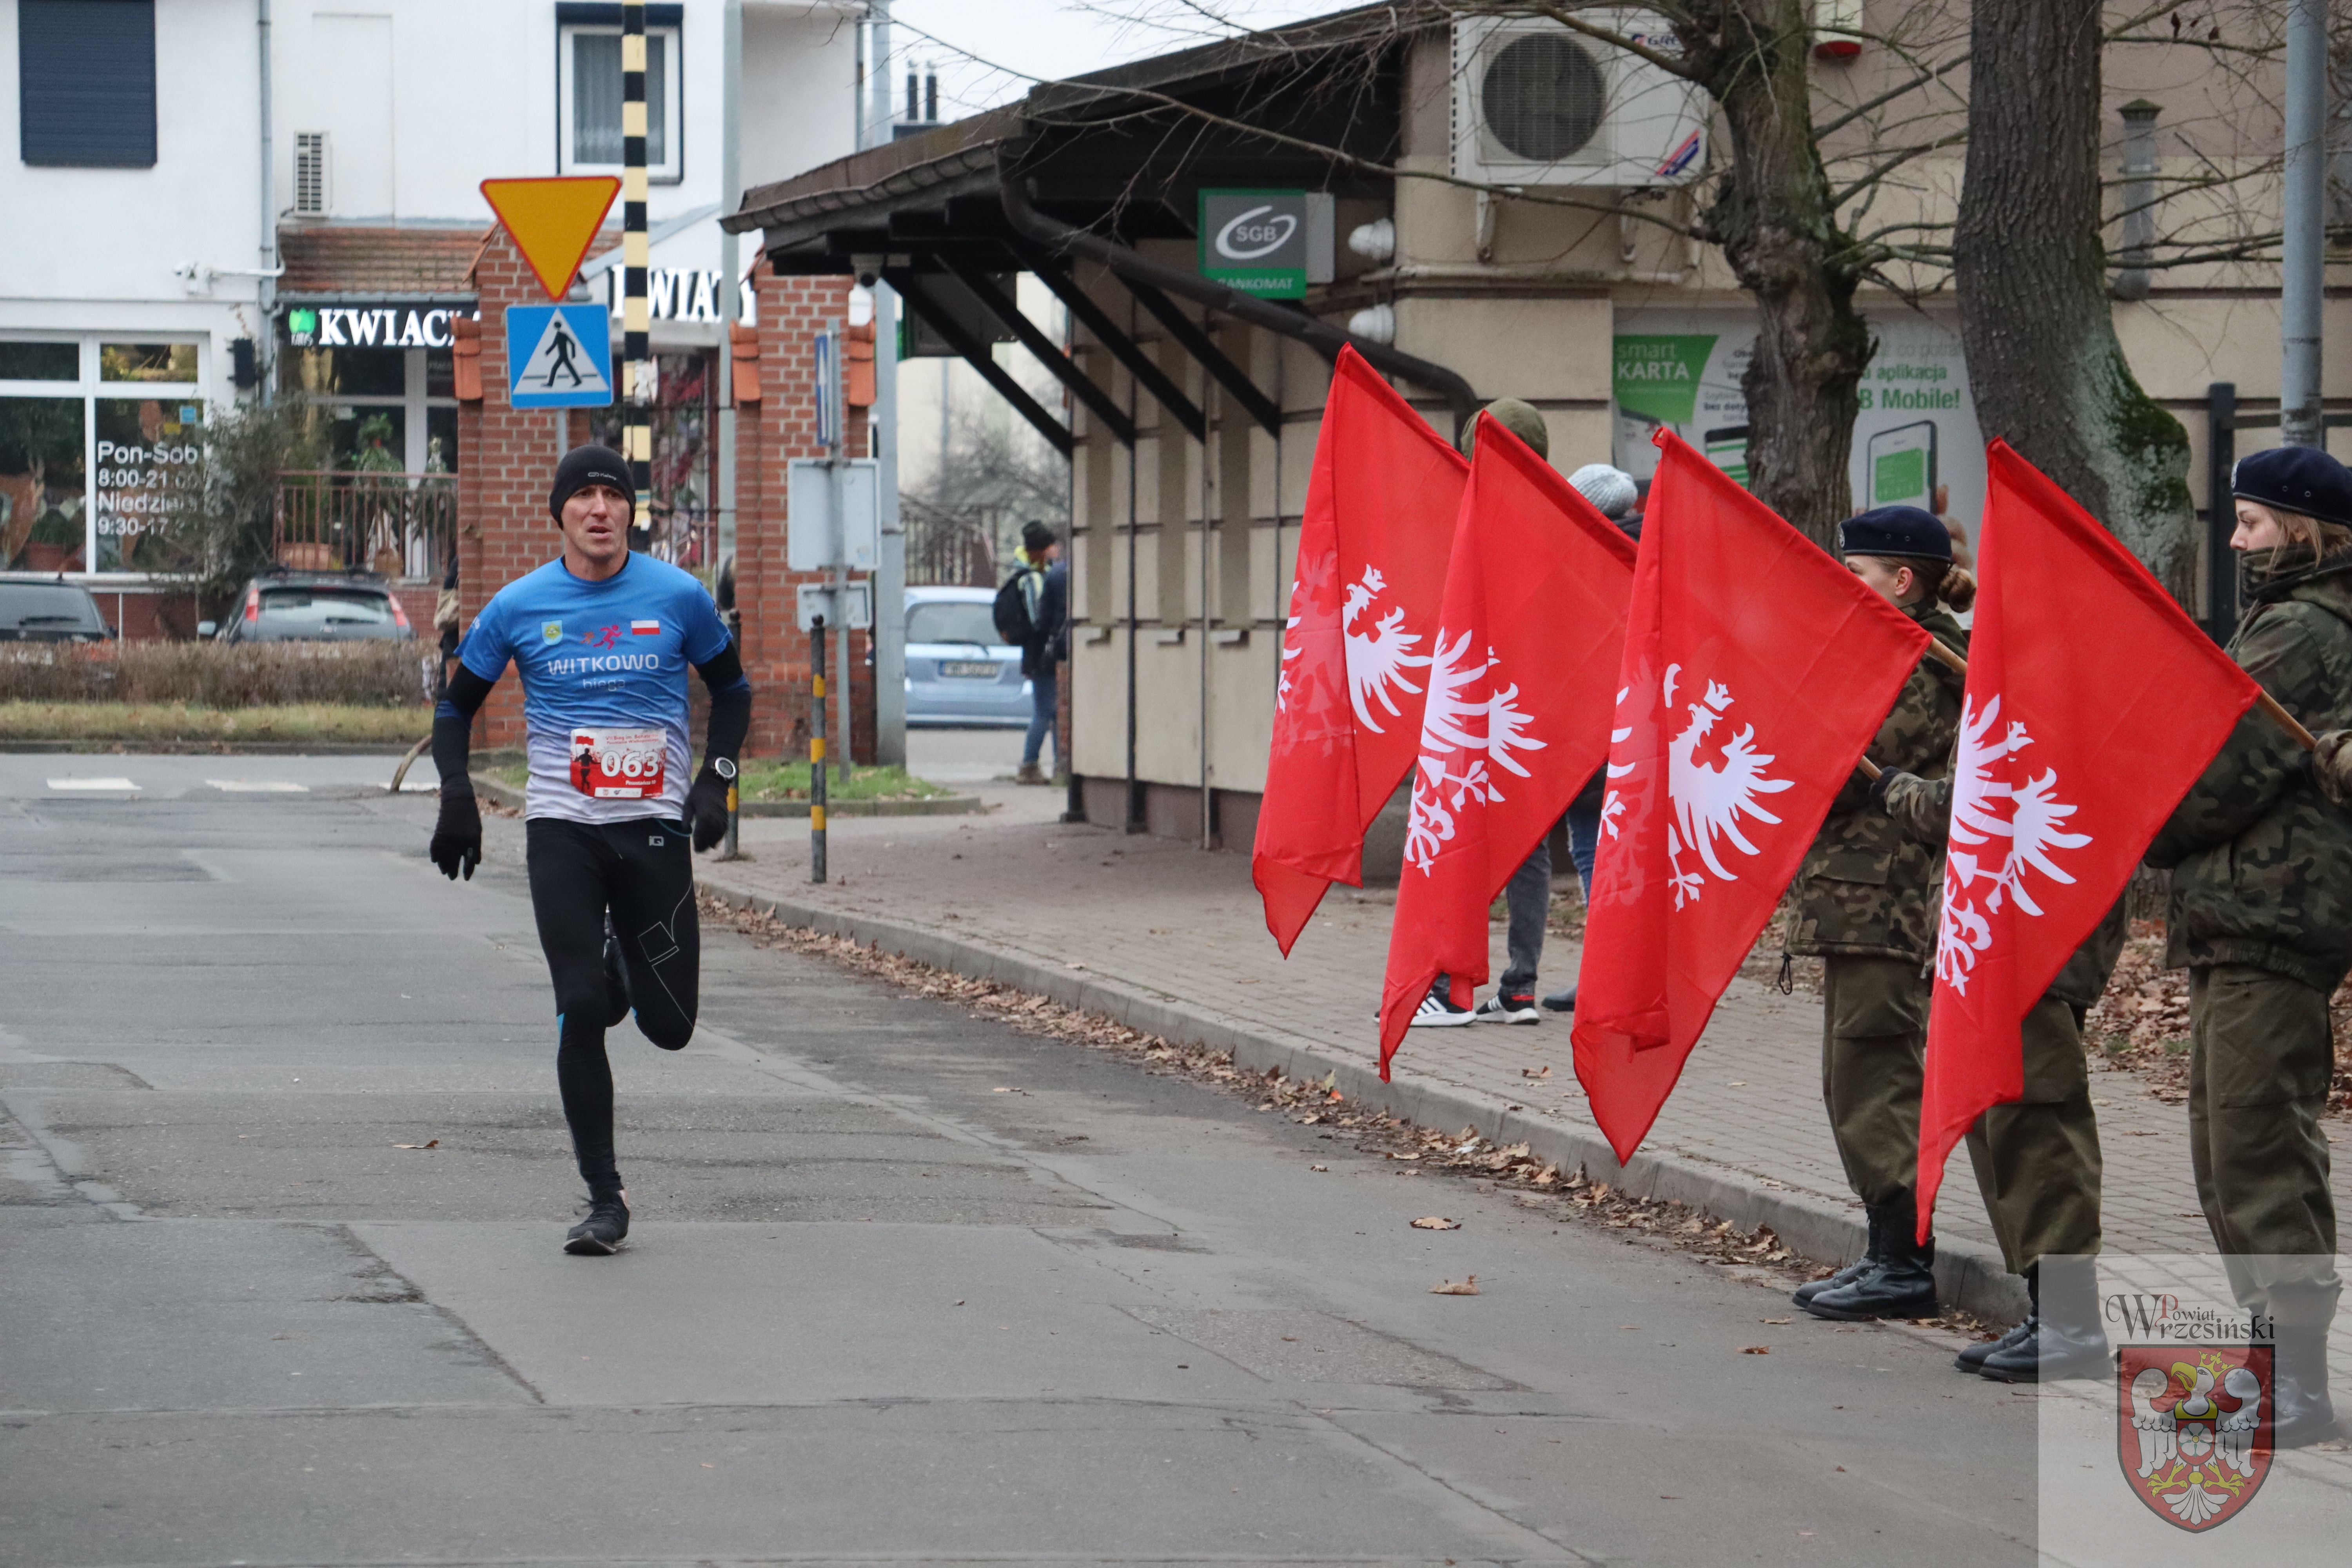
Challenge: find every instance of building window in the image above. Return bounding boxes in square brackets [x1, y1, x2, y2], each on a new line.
[1, 336, 203, 576]
[18, 0, 157, 168]
[559, 15, 682, 181]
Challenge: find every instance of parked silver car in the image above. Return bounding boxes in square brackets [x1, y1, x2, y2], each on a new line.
[904, 586, 1028, 728]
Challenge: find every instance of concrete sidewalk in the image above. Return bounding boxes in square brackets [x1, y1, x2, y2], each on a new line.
[694, 780, 2349, 1323]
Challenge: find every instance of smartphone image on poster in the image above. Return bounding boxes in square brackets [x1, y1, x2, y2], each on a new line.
[1703, 424, 1750, 486]
[1867, 421, 1938, 509]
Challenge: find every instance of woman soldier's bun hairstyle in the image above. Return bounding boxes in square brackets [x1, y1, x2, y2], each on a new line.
[1914, 560, 1977, 612]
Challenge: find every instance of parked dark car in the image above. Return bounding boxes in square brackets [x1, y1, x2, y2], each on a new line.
[209, 570, 414, 643]
[0, 575, 113, 642]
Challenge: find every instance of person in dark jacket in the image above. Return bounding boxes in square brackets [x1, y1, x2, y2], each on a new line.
[1015, 521, 1067, 785]
[1789, 506, 1971, 1324]
[1875, 762, 2124, 1383]
[2143, 444, 2352, 1448]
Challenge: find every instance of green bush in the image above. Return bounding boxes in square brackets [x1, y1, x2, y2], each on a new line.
[0, 639, 432, 706]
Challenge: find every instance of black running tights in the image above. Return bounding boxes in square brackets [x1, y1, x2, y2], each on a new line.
[526, 817, 701, 1197]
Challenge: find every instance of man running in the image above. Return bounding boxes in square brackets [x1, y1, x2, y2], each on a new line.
[426, 445, 751, 1256]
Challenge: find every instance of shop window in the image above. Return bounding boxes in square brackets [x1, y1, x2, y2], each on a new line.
[93, 397, 201, 572]
[0, 396, 87, 572]
[559, 9, 682, 181]
[0, 342, 80, 381]
[100, 343, 197, 383]
[18, 0, 156, 169]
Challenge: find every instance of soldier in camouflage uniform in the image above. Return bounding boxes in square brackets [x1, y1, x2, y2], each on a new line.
[1788, 506, 1970, 1322]
[2144, 445, 2352, 1448]
[1878, 759, 2124, 1380]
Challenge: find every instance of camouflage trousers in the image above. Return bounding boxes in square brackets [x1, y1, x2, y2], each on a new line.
[1819, 955, 1929, 1208]
[2188, 964, 2343, 1326]
[1964, 995, 2102, 1275]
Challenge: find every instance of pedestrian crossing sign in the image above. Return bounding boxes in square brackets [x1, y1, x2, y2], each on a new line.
[505, 304, 612, 409]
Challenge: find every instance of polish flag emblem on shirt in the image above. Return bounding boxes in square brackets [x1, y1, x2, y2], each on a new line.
[630, 619, 661, 636]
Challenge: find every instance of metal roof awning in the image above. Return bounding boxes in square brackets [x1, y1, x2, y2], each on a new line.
[724, 4, 1476, 448]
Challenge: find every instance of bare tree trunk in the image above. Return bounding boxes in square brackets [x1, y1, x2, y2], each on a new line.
[1683, 0, 1873, 551]
[1955, 0, 2193, 581]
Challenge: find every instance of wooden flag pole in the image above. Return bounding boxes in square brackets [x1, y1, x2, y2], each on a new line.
[1924, 634, 2314, 751]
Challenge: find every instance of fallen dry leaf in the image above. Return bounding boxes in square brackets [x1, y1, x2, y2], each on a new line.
[1309, 1163, 1328, 1172]
[1740, 1345, 1771, 1355]
[1410, 1216, 1461, 1230]
[1431, 1275, 1480, 1296]
[1761, 1317, 1792, 1325]
[392, 1140, 439, 1150]
[1520, 1065, 1551, 1079]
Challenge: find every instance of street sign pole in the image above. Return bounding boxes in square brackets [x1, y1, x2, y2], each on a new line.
[622, 0, 654, 544]
[823, 318, 851, 775]
[809, 615, 828, 883]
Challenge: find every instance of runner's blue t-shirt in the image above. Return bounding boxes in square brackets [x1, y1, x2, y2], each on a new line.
[457, 554, 731, 823]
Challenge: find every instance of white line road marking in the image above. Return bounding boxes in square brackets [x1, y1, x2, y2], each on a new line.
[207, 780, 310, 793]
[47, 778, 140, 791]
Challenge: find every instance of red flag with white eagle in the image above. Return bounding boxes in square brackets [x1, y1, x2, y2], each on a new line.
[1253, 347, 1468, 954]
[1913, 442, 2259, 1234]
[1376, 414, 1638, 1074]
[1572, 431, 1932, 1163]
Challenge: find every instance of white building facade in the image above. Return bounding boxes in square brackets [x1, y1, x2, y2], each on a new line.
[1, 0, 859, 613]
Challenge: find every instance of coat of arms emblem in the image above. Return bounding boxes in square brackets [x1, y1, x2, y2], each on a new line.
[2116, 1341, 2273, 1530]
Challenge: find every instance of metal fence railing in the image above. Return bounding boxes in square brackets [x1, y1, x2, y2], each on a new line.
[904, 498, 998, 587]
[274, 472, 457, 579]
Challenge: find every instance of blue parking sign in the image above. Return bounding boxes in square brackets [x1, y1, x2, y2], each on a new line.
[506, 304, 613, 409]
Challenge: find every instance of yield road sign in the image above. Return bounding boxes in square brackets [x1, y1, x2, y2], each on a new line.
[480, 176, 620, 300]
[506, 305, 612, 409]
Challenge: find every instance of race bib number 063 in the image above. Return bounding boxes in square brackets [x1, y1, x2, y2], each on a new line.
[569, 727, 668, 800]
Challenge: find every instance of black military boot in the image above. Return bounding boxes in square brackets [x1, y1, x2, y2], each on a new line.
[1980, 1261, 2111, 1383]
[1794, 1208, 1881, 1309]
[2271, 1326, 2341, 1448]
[1956, 1318, 2032, 1374]
[1803, 1194, 1938, 1321]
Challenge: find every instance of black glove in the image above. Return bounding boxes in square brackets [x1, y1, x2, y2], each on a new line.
[1868, 767, 1914, 811]
[430, 791, 481, 881]
[685, 762, 733, 853]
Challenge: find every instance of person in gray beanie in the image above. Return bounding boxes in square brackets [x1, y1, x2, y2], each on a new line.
[1540, 463, 1642, 1016]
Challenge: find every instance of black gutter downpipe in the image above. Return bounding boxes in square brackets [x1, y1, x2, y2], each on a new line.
[1000, 177, 1480, 438]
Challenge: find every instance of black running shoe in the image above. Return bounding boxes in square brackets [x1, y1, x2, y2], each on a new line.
[564, 1193, 630, 1255]
[602, 914, 633, 1028]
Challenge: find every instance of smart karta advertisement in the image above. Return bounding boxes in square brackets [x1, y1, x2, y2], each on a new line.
[1610, 312, 1986, 557]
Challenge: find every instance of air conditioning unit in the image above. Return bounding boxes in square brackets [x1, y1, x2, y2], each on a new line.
[293, 132, 329, 216]
[1451, 12, 1708, 188]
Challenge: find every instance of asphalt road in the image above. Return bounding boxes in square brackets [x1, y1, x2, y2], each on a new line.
[0, 754, 2042, 1566]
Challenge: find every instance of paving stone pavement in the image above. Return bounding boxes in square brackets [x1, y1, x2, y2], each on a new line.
[701, 779, 2348, 1303]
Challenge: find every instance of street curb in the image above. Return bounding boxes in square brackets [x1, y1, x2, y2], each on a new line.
[0, 739, 426, 755]
[466, 775, 981, 818]
[694, 871, 2031, 1325]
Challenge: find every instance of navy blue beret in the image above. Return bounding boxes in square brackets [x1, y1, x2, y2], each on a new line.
[1840, 505, 1952, 563]
[2232, 445, 2352, 529]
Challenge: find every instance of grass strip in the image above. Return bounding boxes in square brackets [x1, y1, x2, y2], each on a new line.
[481, 760, 951, 803]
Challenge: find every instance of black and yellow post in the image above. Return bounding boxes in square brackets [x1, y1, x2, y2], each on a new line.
[621, 1, 652, 546]
[809, 617, 828, 883]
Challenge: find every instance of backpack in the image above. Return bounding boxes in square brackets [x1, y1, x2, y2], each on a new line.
[992, 567, 1038, 647]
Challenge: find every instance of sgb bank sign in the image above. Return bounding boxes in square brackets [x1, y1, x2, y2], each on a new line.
[1198, 190, 1333, 299]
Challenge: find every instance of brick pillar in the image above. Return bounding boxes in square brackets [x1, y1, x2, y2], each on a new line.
[737, 269, 872, 762]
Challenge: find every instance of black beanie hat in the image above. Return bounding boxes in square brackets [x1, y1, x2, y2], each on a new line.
[2232, 445, 2352, 529]
[1840, 504, 1953, 564]
[549, 445, 632, 522]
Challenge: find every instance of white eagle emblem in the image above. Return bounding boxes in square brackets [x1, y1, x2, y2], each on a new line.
[1662, 665, 1793, 909]
[1401, 628, 1546, 874]
[1341, 566, 1432, 733]
[1935, 694, 2091, 993]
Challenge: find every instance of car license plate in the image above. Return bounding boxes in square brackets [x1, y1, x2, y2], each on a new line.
[940, 661, 997, 678]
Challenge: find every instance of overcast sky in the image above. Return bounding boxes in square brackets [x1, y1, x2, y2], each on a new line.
[886, 1, 1334, 121]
